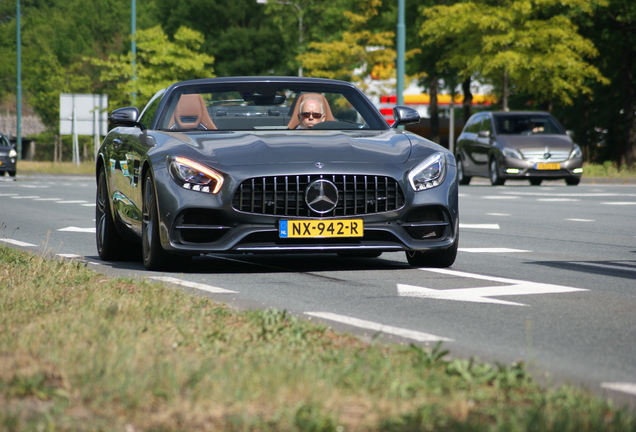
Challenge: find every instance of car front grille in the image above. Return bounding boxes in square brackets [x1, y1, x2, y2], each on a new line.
[232, 174, 405, 217]
[521, 149, 571, 161]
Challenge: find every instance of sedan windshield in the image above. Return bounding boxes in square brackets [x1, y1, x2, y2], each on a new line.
[494, 115, 565, 135]
[155, 83, 386, 131]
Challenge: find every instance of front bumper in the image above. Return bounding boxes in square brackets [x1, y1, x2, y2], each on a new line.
[500, 156, 583, 180]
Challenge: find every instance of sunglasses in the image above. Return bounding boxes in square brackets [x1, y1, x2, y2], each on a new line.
[300, 112, 324, 119]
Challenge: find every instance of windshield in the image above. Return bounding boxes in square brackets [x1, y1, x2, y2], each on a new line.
[494, 115, 565, 135]
[155, 83, 386, 131]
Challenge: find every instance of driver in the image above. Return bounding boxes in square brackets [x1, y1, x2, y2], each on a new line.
[297, 98, 325, 129]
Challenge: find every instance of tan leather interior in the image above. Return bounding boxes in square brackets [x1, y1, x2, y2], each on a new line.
[170, 94, 217, 130]
[287, 93, 335, 129]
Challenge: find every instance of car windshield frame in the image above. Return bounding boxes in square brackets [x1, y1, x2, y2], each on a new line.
[494, 114, 566, 136]
[150, 79, 389, 132]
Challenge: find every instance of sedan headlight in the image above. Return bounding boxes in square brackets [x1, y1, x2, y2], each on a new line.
[408, 152, 446, 191]
[569, 144, 583, 159]
[168, 156, 224, 194]
[9, 149, 17, 158]
[502, 146, 523, 159]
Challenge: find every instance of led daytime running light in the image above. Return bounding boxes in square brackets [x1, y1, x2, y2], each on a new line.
[173, 156, 223, 194]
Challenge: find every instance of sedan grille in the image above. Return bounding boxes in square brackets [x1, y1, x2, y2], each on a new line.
[521, 149, 571, 162]
[232, 175, 405, 217]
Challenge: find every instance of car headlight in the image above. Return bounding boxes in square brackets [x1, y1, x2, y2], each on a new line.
[502, 146, 523, 159]
[569, 144, 583, 159]
[408, 152, 446, 191]
[9, 149, 17, 158]
[168, 156, 224, 194]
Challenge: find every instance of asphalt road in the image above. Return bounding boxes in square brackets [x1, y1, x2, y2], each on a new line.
[1, 173, 635, 407]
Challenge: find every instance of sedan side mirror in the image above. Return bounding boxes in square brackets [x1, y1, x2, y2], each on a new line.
[108, 107, 142, 129]
[478, 130, 491, 138]
[391, 106, 420, 128]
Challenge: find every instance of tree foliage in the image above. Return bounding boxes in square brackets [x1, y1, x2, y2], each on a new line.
[91, 26, 214, 108]
[298, 0, 396, 90]
[420, 0, 609, 109]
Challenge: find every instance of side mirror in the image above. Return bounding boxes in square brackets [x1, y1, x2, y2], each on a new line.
[391, 106, 420, 128]
[478, 130, 491, 138]
[108, 107, 141, 128]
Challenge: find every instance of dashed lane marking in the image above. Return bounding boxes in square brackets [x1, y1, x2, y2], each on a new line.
[150, 276, 238, 294]
[305, 311, 452, 342]
[0, 238, 36, 247]
[58, 227, 96, 233]
[459, 248, 529, 253]
[601, 382, 636, 397]
[459, 223, 500, 229]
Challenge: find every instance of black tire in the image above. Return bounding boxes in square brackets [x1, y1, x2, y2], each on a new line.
[405, 235, 458, 268]
[142, 174, 191, 271]
[96, 168, 140, 261]
[489, 158, 505, 186]
[8, 171, 16, 177]
[457, 158, 471, 185]
[529, 178, 542, 186]
[565, 177, 580, 186]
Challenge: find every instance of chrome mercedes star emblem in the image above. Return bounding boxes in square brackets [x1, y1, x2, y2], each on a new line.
[315, 162, 325, 169]
[305, 180, 339, 214]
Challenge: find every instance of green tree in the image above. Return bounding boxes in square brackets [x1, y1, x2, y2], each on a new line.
[91, 25, 215, 109]
[420, 0, 608, 111]
[298, 0, 396, 92]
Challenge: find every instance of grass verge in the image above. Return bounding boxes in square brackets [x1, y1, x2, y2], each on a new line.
[1, 246, 634, 431]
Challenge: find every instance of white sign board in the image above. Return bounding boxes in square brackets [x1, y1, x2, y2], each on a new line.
[59, 94, 108, 136]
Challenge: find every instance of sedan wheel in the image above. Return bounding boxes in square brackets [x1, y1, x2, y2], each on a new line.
[565, 177, 580, 186]
[529, 178, 542, 186]
[142, 174, 191, 271]
[96, 168, 139, 261]
[405, 235, 458, 268]
[489, 159, 505, 186]
[457, 158, 471, 185]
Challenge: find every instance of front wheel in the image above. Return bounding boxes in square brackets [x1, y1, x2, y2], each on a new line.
[565, 177, 580, 186]
[529, 178, 542, 186]
[142, 174, 191, 271]
[96, 168, 140, 261]
[457, 158, 471, 185]
[489, 158, 505, 186]
[405, 235, 458, 268]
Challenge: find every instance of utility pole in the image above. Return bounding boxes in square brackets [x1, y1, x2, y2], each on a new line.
[396, 0, 405, 106]
[131, 0, 137, 106]
[16, 0, 22, 160]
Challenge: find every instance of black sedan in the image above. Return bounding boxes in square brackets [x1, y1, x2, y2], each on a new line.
[96, 77, 459, 271]
[0, 133, 17, 177]
[456, 111, 583, 186]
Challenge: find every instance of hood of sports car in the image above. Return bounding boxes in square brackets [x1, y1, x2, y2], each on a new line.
[162, 130, 414, 166]
[496, 134, 573, 151]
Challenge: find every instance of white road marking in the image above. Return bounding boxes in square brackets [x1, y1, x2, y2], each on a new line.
[150, 276, 237, 294]
[56, 200, 89, 204]
[602, 202, 636, 205]
[305, 311, 452, 342]
[459, 223, 500, 229]
[81, 203, 96, 207]
[397, 268, 587, 306]
[57, 253, 81, 258]
[58, 227, 96, 233]
[10, 196, 40, 199]
[537, 198, 580, 202]
[33, 198, 62, 201]
[601, 382, 636, 396]
[0, 238, 36, 247]
[484, 196, 519, 200]
[486, 213, 510, 216]
[0, 193, 18, 196]
[459, 248, 529, 253]
[566, 218, 594, 222]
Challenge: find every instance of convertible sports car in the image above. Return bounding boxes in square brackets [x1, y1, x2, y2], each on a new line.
[95, 77, 459, 271]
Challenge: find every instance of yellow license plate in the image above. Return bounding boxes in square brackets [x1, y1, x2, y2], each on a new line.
[536, 162, 561, 170]
[280, 219, 364, 238]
